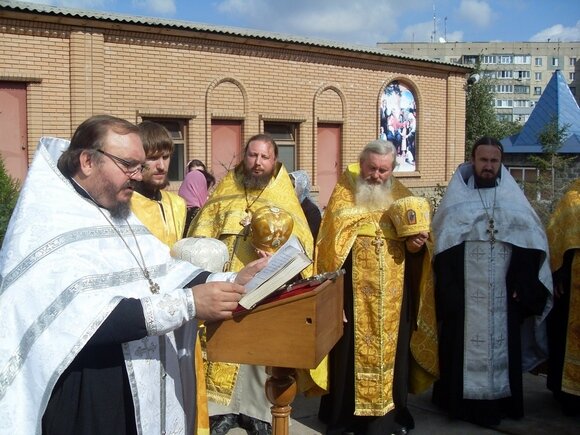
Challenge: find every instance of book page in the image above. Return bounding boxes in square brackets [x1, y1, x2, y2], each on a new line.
[239, 235, 312, 309]
[244, 235, 306, 294]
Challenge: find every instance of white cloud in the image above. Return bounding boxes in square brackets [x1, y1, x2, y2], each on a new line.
[215, 0, 428, 46]
[400, 21, 463, 43]
[444, 30, 464, 43]
[458, 0, 493, 29]
[37, 1, 112, 8]
[401, 21, 435, 43]
[132, 0, 176, 15]
[23, 0, 176, 15]
[530, 20, 580, 42]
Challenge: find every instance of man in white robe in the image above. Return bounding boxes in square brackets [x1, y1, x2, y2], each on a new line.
[0, 115, 265, 435]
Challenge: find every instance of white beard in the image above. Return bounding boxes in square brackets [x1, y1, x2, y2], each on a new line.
[355, 177, 394, 211]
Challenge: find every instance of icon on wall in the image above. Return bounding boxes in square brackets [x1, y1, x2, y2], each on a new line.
[379, 81, 417, 172]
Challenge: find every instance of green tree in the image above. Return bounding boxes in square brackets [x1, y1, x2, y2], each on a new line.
[465, 62, 523, 159]
[0, 155, 20, 246]
[465, 68, 496, 158]
[527, 117, 573, 224]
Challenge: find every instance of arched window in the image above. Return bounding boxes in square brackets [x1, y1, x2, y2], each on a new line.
[379, 81, 417, 172]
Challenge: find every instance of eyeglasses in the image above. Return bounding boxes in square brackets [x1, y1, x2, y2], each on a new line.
[96, 149, 146, 178]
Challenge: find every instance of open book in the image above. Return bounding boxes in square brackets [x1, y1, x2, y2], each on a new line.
[238, 235, 312, 310]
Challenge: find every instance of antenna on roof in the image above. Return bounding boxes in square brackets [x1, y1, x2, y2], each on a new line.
[432, 2, 437, 42]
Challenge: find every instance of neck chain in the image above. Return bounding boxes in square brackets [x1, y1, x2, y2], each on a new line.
[96, 206, 160, 294]
[239, 183, 268, 228]
[477, 186, 498, 245]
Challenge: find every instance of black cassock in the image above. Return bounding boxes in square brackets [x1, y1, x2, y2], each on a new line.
[432, 243, 549, 426]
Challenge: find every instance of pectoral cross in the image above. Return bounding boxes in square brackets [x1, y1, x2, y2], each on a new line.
[486, 218, 498, 244]
[371, 230, 384, 255]
[144, 270, 160, 294]
[239, 210, 252, 227]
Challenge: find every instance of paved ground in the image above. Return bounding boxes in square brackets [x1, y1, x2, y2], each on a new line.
[228, 372, 579, 434]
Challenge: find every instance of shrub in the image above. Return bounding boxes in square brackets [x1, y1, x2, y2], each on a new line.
[0, 155, 20, 246]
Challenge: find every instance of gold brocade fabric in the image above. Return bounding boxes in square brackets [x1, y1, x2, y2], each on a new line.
[316, 163, 438, 416]
[546, 179, 580, 396]
[130, 191, 209, 435]
[188, 163, 315, 405]
[131, 191, 186, 247]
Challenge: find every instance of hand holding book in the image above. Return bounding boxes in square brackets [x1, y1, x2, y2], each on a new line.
[238, 235, 312, 309]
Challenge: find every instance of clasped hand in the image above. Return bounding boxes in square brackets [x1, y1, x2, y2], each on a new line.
[405, 231, 428, 253]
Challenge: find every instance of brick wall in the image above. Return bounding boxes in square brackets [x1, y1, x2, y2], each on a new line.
[0, 15, 467, 194]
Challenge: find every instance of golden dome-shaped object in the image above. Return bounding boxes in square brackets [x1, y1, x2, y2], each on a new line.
[250, 205, 294, 253]
[387, 196, 431, 237]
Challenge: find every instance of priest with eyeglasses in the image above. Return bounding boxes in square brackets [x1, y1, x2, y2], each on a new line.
[0, 114, 267, 435]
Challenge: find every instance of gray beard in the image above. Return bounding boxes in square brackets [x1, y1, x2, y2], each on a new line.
[109, 201, 131, 220]
[355, 177, 394, 211]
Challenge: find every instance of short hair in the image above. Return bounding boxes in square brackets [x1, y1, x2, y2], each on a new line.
[243, 133, 278, 159]
[138, 121, 174, 157]
[359, 139, 398, 170]
[57, 114, 139, 177]
[471, 136, 504, 160]
[187, 159, 206, 172]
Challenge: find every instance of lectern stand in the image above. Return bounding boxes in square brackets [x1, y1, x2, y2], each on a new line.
[205, 276, 344, 435]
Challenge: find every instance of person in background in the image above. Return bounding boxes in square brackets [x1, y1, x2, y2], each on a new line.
[316, 139, 438, 435]
[545, 178, 580, 416]
[431, 136, 552, 427]
[179, 159, 216, 236]
[0, 114, 266, 435]
[131, 120, 209, 434]
[289, 170, 322, 240]
[132, 121, 186, 245]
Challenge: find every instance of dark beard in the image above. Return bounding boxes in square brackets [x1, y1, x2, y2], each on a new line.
[474, 173, 499, 188]
[135, 181, 163, 200]
[242, 171, 271, 190]
[100, 178, 137, 220]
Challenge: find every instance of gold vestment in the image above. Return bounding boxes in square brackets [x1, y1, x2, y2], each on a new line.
[188, 163, 315, 405]
[316, 163, 438, 416]
[547, 179, 580, 396]
[131, 190, 209, 435]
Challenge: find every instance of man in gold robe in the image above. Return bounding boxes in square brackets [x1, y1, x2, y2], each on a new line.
[131, 120, 209, 434]
[188, 134, 314, 435]
[546, 178, 580, 416]
[316, 139, 438, 435]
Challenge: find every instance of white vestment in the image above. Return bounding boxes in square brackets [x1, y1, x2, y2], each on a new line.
[0, 137, 234, 434]
[432, 163, 553, 377]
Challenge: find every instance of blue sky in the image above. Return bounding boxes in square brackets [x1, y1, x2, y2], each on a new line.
[19, 0, 580, 46]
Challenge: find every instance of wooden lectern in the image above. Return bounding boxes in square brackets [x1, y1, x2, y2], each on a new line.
[205, 275, 344, 435]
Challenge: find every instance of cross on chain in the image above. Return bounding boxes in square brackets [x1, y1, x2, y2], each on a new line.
[486, 218, 498, 244]
[371, 230, 384, 255]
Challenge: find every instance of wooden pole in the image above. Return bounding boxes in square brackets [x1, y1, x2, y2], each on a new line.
[265, 366, 297, 435]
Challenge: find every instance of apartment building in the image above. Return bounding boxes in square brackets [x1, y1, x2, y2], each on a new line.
[377, 41, 579, 123]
